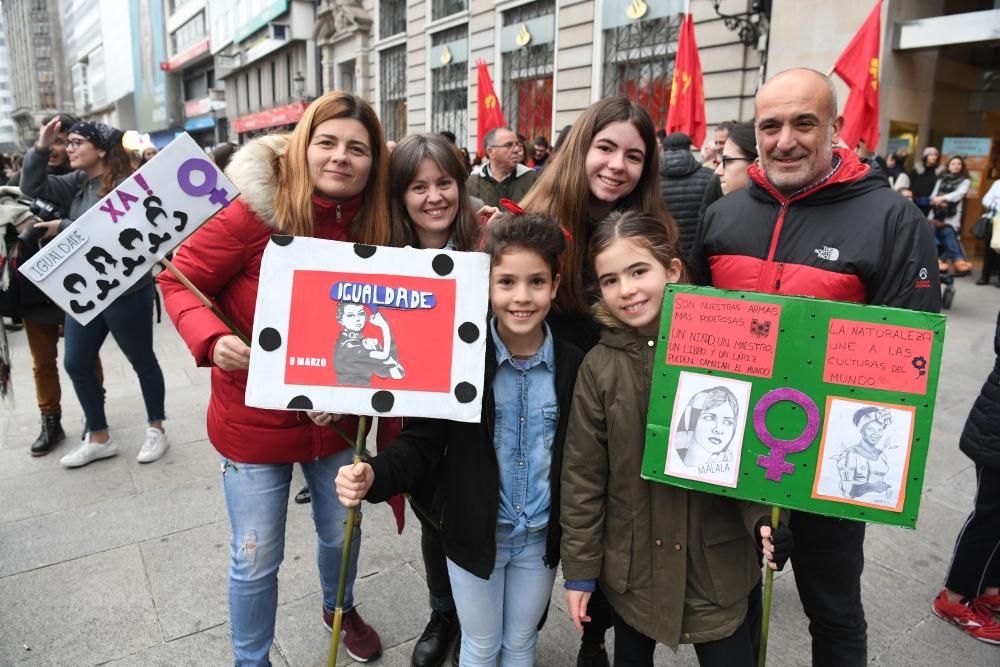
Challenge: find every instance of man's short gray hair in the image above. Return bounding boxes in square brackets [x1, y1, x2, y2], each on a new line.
[483, 127, 512, 155]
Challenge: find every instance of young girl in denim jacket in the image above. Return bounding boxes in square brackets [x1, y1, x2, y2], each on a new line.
[560, 211, 790, 667]
[336, 213, 584, 666]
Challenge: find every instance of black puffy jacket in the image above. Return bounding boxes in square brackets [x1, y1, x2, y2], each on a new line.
[659, 149, 713, 256]
[959, 311, 1000, 470]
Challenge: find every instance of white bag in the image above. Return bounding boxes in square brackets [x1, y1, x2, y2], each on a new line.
[991, 211, 1000, 252]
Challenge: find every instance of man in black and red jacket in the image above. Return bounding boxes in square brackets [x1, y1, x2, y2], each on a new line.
[691, 68, 941, 667]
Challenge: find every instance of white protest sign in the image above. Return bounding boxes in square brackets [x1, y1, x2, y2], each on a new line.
[18, 133, 239, 325]
[246, 237, 490, 422]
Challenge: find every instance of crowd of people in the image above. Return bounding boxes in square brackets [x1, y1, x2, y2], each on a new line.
[1, 65, 997, 667]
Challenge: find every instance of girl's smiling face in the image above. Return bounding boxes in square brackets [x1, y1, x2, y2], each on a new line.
[585, 121, 646, 203]
[490, 247, 560, 348]
[595, 237, 681, 335]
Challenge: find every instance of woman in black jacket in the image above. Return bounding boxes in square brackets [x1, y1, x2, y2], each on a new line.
[931, 310, 1000, 644]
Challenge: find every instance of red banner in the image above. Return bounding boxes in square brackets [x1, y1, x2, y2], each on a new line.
[833, 1, 882, 150]
[665, 14, 705, 147]
[477, 60, 507, 154]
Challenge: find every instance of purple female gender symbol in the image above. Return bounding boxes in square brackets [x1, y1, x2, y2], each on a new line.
[177, 158, 231, 206]
[754, 387, 820, 482]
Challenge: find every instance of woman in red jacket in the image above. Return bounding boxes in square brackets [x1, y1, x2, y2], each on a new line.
[157, 92, 391, 666]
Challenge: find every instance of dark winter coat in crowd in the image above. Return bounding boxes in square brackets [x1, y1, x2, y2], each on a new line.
[959, 310, 1000, 470]
[908, 161, 943, 215]
[693, 148, 941, 313]
[365, 331, 583, 579]
[8, 162, 73, 324]
[659, 148, 714, 255]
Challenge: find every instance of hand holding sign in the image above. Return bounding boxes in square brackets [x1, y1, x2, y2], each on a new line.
[18, 133, 239, 325]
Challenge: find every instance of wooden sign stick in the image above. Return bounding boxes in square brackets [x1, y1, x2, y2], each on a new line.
[158, 258, 249, 345]
[758, 505, 782, 667]
[328, 414, 368, 667]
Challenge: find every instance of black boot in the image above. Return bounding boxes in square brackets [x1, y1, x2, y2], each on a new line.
[451, 628, 460, 667]
[30, 413, 65, 456]
[411, 610, 459, 667]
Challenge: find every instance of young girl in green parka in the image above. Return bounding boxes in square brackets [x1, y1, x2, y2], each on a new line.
[559, 210, 792, 667]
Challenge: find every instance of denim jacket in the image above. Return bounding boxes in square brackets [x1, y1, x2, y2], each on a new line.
[490, 320, 558, 541]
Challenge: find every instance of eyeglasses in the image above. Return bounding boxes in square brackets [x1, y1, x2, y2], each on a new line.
[488, 142, 521, 151]
[720, 155, 752, 169]
[66, 138, 91, 149]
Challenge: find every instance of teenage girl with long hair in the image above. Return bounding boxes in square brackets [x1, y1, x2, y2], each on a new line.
[521, 96, 677, 664]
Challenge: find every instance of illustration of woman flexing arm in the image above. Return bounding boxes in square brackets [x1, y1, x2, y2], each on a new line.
[333, 302, 405, 386]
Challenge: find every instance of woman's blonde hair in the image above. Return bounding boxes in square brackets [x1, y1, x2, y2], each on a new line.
[273, 91, 391, 244]
[522, 97, 675, 314]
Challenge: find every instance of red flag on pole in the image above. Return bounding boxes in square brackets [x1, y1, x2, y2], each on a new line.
[665, 14, 706, 148]
[477, 60, 507, 153]
[833, 1, 882, 150]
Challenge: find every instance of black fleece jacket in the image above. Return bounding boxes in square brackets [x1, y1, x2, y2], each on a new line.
[960, 310, 1000, 470]
[365, 331, 584, 579]
[659, 148, 714, 256]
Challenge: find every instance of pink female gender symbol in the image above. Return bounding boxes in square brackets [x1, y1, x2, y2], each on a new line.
[754, 388, 820, 482]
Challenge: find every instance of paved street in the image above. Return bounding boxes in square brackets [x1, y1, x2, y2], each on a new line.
[1, 276, 999, 666]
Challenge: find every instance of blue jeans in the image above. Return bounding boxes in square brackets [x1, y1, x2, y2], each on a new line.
[935, 225, 966, 261]
[446, 525, 556, 667]
[63, 284, 165, 433]
[221, 447, 361, 667]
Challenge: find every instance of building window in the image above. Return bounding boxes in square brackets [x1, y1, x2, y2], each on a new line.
[184, 69, 210, 101]
[380, 0, 406, 39]
[380, 44, 407, 141]
[601, 14, 680, 130]
[430, 26, 468, 145]
[172, 11, 206, 54]
[431, 0, 466, 21]
[501, 0, 555, 143]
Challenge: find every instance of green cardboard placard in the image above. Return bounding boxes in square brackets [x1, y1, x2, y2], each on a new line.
[641, 286, 946, 529]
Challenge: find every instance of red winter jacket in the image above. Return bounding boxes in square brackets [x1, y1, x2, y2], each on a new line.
[157, 134, 367, 463]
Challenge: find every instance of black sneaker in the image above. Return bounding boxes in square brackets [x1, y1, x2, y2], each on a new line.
[412, 610, 459, 667]
[577, 641, 610, 667]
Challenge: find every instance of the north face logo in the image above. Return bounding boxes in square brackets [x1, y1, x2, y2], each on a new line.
[814, 246, 840, 261]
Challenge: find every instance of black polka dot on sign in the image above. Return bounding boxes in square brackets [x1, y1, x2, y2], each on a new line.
[371, 390, 395, 413]
[258, 327, 282, 351]
[454, 382, 477, 403]
[354, 244, 377, 258]
[271, 234, 294, 246]
[432, 254, 454, 276]
[458, 322, 480, 343]
[287, 395, 313, 410]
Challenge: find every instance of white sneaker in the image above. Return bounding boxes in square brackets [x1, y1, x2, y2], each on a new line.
[137, 427, 169, 463]
[60, 437, 119, 468]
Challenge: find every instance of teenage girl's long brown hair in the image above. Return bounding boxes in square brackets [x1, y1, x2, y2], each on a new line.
[274, 92, 391, 244]
[388, 133, 481, 251]
[521, 97, 675, 314]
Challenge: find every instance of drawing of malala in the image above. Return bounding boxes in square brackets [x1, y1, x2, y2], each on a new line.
[834, 407, 893, 501]
[675, 386, 740, 469]
[333, 302, 406, 387]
